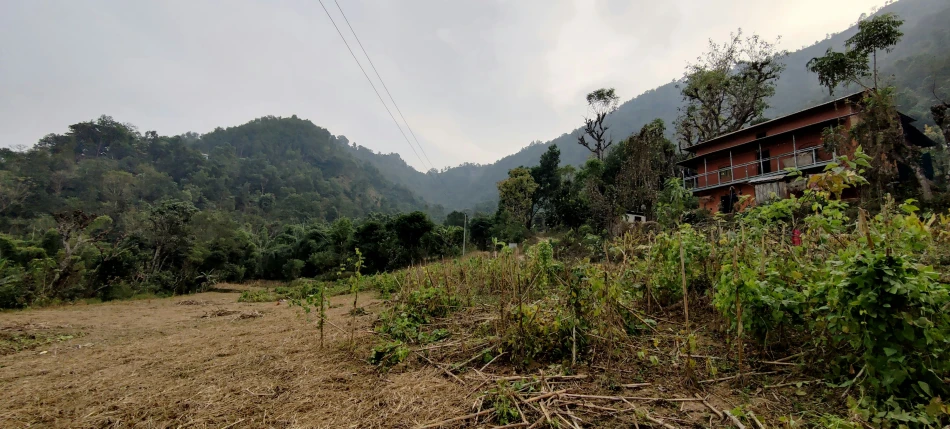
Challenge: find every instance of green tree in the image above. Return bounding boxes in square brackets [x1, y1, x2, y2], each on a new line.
[529, 145, 562, 229]
[607, 119, 678, 218]
[655, 178, 697, 228]
[497, 167, 538, 229]
[467, 216, 494, 251]
[145, 200, 198, 278]
[444, 210, 466, 228]
[389, 211, 434, 265]
[808, 14, 932, 201]
[807, 13, 904, 93]
[676, 30, 787, 148]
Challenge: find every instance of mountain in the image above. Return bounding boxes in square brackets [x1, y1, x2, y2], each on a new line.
[0, 115, 430, 233]
[348, 0, 950, 211]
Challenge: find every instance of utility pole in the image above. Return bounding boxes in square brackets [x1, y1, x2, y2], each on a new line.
[461, 212, 467, 257]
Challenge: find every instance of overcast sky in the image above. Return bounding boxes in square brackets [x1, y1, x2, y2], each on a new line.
[1, 0, 881, 170]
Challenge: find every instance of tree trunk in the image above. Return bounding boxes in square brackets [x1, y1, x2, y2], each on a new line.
[911, 163, 934, 201]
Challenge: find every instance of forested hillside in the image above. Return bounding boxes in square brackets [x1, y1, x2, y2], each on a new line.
[0, 115, 460, 306]
[350, 0, 950, 211]
[0, 115, 427, 231]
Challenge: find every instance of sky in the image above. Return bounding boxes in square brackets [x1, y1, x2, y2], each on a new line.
[0, 0, 882, 171]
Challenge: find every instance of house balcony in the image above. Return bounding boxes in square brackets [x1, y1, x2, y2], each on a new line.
[683, 146, 834, 192]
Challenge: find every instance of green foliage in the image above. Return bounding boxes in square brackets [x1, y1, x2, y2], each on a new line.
[369, 341, 409, 367]
[377, 285, 458, 345]
[497, 167, 538, 229]
[484, 382, 525, 425]
[676, 30, 787, 147]
[639, 225, 713, 305]
[824, 250, 949, 406]
[808, 13, 904, 94]
[655, 178, 697, 228]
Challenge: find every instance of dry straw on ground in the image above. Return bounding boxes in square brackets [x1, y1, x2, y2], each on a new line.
[0, 288, 469, 428]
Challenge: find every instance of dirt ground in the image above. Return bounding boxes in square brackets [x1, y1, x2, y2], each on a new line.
[0, 286, 470, 428]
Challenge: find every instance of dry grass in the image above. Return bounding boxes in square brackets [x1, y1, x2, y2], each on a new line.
[0, 286, 470, 428]
[0, 285, 839, 428]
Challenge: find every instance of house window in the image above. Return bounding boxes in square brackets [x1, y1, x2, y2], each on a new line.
[756, 149, 771, 174]
[719, 166, 732, 182]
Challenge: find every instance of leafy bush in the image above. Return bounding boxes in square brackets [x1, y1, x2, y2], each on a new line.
[714, 239, 807, 345]
[369, 341, 410, 367]
[640, 224, 712, 305]
[823, 249, 950, 422]
[376, 286, 458, 344]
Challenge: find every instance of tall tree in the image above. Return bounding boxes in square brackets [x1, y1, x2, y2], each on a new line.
[676, 30, 787, 148]
[389, 211, 434, 265]
[528, 145, 563, 229]
[932, 102, 950, 144]
[807, 13, 904, 94]
[611, 119, 679, 218]
[577, 88, 620, 160]
[808, 13, 932, 201]
[497, 167, 538, 229]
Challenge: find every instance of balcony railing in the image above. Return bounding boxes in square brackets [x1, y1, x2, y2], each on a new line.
[683, 146, 832, 191]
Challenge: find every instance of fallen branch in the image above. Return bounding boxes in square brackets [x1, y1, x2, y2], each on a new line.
[763, 380, 819, 389]
[620, 382, 652, 389]
[486, 374, 588, 382]
[523, 389, 569, 403]
[747, 410, 766, 429]
[417, 408, 495, 428]
[452, 347, 494, 371]
[414, 351, 466, 385]
[644, 412, 677, 429]
[479, 352, 506, 372]
[699, 371, 778, 384]
[413, 341, 461, 352]
[562, 393, 702, 403]
[772, 352, 804, 363]
[756, 360, 801, 367]
[694, 394, 723, 419]
[724, 410, 747, 429]
[562, 401, 619, 412]
[841, 365, 866, 399]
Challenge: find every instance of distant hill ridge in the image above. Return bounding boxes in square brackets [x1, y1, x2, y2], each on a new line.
[342, 0, 950, 211]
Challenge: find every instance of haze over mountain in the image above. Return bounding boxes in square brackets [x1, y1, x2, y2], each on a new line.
[345, 0, 950, 210]
[1, 0, 947, 214]
[1, 0, 889, 170]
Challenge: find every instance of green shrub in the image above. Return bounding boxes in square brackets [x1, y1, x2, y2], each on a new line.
[369, 341, 409, 367]
[376, 286, 459, 344]
[823, 250, 950, 423]
[238, 289, 278, 303]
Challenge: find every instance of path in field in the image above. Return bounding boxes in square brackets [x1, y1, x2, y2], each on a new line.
[0, 286, 468, 428]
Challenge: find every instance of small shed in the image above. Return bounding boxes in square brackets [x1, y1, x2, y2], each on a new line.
[623, 211, 647, 223]
[750, 174, 788, 205]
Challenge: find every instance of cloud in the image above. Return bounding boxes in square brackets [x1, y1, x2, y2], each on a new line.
[0, 0, 880, 169]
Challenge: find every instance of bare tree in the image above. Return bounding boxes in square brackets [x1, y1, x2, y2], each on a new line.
[577, 88, 620, 160]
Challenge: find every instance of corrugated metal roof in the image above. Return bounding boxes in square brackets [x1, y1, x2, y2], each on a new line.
[683, 92, 864, 152]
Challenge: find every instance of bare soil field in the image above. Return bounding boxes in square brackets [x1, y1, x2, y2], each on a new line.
[0, 286, 469, 428]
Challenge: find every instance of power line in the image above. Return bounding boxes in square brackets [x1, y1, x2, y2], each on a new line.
[317, 0, 430, 172]
[332, 0, 436, 172]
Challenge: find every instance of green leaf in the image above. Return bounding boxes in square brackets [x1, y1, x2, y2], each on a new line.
[918, 381, 931, 396]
